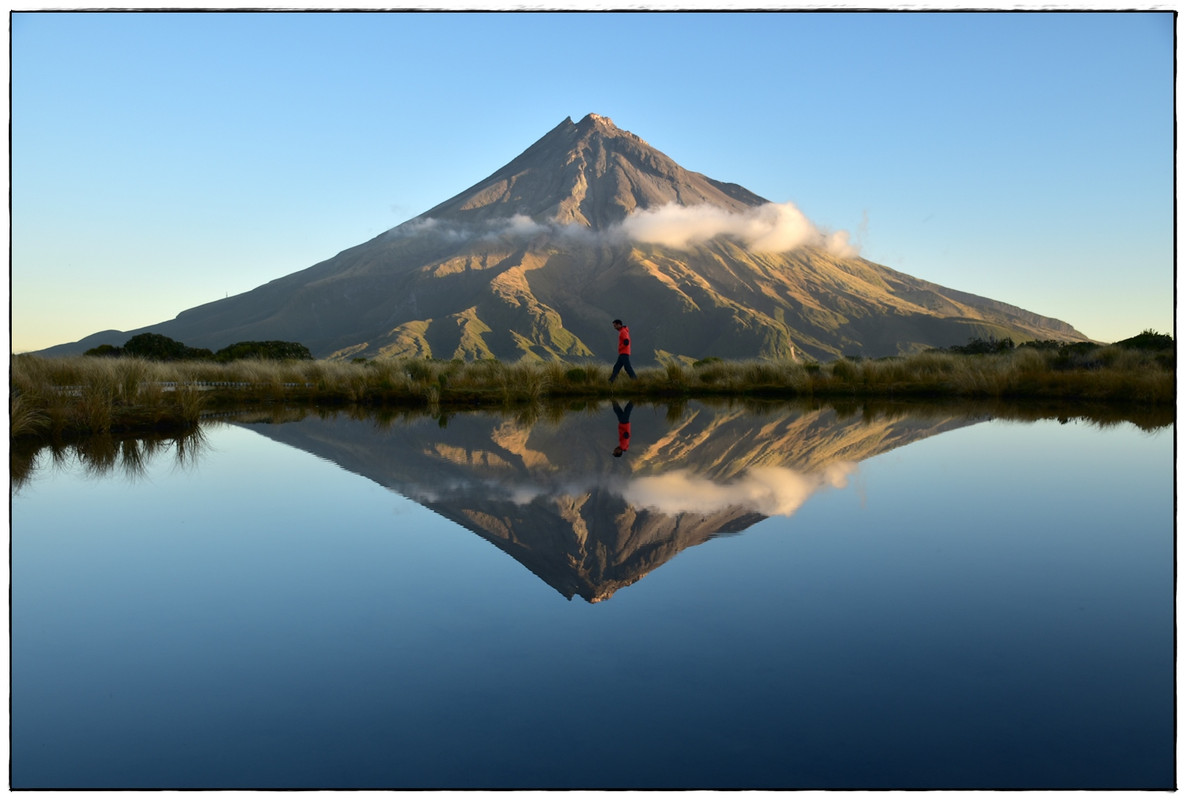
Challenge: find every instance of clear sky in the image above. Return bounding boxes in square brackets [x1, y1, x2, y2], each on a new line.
[10, 9, 1175, 353]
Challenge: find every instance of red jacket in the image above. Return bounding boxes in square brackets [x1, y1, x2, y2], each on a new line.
[617, 326, 631, 355]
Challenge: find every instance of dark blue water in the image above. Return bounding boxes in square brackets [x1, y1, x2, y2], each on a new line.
[10, 403, 1175, 789]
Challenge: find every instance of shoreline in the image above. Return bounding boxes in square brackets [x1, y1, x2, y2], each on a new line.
[10, 344, 1174, 442]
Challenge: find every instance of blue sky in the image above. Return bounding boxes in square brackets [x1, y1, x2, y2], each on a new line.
[11, 10, 1174, 352]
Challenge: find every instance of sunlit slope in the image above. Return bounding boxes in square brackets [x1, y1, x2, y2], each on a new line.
[530, 237, 1082, 362]
[41, 113, 1088, 360]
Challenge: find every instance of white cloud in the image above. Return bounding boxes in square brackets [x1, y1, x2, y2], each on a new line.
[823, 229, 860, 259]
[616, 202, 861, 257]
[389, 214, 573, 244]
[389, 202, 861, 258]
[482, 214, 548, 240]
[388, 216, 471, 242]
[623, 463, 856, 517]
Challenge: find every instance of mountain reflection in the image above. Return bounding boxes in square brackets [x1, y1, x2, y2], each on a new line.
[240, 401, 980, 603]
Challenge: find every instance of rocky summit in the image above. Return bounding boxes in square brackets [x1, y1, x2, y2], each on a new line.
[43, 113, 1088, 362]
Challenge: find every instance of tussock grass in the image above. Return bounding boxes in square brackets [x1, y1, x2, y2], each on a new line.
[11, 343, 1174, 440]
[11, 354, 206, 438]
[10, 392, 49, 439]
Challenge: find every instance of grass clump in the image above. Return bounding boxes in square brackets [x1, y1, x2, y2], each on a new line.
[11, 332, 1173, 440]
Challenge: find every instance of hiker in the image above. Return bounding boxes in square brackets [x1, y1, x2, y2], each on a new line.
[612, 400, 633, 457]
[610, 319, 636, 382]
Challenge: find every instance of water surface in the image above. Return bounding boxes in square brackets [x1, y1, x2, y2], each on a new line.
[11, 401, 1174, 789]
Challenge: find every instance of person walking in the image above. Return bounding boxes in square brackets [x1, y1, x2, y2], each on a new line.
[610, 319, 636, 382]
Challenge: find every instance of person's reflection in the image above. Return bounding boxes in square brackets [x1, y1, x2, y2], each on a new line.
[612, 400, 633, 457]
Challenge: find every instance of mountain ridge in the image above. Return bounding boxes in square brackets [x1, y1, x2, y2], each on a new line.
[38, 113, 1089, 362]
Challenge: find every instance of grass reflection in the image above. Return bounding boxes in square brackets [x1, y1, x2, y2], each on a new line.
[213, 395, 1173, 434]
[11, 427, 210, 492]
[10, 397, 1169, 495]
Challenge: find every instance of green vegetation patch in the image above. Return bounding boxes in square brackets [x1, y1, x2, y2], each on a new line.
[86, 333, 312, 363]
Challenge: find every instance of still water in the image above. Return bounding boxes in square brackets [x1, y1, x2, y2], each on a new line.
[11, 401, 1174, 789]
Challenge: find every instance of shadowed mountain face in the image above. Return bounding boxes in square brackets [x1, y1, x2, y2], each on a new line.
[240, 402, 984, 603]
[44, 113, 1088, 361]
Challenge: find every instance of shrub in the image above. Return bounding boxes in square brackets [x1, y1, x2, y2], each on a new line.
[1114, 330, 1174, 352]
[949, 336, 1015, 355]
[1018, 339, 1063, 352]
[84, 343, 122, 358]
[122, 333, 213, 361]
[214, 340, 313, 362]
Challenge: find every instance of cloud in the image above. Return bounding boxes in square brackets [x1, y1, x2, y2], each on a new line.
[389, 217, 473, 242]
[823, 229, 859, 259]
[623, 463, 856, 518]
[616, 202, 861, 257]
[388, 214, 578, 245]
[482, 214, 548, 240]
[388, 202, 861, 258]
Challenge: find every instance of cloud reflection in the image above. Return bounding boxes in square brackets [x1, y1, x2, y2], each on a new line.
[623, 462, 856, 517]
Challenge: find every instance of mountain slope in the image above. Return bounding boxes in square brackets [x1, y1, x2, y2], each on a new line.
[40, 113, 1088, 361]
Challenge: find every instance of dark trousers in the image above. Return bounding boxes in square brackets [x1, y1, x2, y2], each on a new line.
[611, 354, 636, 381]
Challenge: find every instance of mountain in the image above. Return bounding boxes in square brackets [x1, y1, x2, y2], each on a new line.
[241, 401, 985, 603]
[41, 113, 1089, 362]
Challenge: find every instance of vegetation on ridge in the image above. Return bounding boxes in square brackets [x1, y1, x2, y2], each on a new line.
[10, 330, 1173, 441]
[85, 332, 313, 362]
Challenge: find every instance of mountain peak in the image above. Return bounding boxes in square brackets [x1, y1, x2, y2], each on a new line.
[574, 112, 649, 148]
[577, 112, 615, 129]
[415, 113, 765, 229]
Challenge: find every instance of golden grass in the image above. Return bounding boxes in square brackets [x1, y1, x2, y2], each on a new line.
[10, 346, 1174, 440]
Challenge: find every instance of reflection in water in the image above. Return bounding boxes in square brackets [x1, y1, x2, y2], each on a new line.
[10, 399, 1173, 789]
[11, 428, 209, 491]
[624, 462, 856, 517]
[612, 400, 632, 457]
[236, 400, 981, 603]
[13, 399, 1171, 603]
